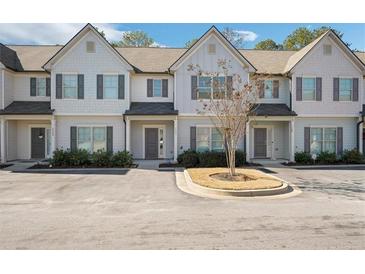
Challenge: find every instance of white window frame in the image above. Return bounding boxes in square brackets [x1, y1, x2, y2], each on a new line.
[36, 77, 47, 97]
[196, 125, 224, 152]
[197, 75, 226, 100]
[103, 74, 119, 99]
[310, 126, 337, 155]
[76, 126, 107, 153]
[152, 79, 162, 97]
[263, 79, 274, 99]
[302, 76, 317, 101]
[338, 77, 353, 101]
[62, 74, 78, 99]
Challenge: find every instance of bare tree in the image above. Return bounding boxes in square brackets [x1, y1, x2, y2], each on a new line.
[188, 59, 259, 177]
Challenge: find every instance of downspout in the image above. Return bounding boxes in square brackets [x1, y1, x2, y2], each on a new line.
[123, 115, 126, 152]
[356, 113, 364, 152]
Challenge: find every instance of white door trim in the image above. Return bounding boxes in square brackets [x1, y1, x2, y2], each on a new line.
[252, 125, 274, 159]
[142, 124, 166, 159]
[28, 124, 51, 159]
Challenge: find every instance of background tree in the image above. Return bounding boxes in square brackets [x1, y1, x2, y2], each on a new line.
[188, 59, 259, 177]
[185, 38, 198, 48]
[221, 27, 245, 48]
[95, 27, 106, 38]
[113, 31, 155, 47]
[283, 27, 314, 50]
[254, 39, 283, 50]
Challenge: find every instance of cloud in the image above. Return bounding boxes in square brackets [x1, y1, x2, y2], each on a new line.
[0, 23, 125, 45]
[234, 30, 258, 42]
[150, 41, 168, 48]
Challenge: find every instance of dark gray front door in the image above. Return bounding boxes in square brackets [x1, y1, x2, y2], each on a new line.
[31, 128, 46, 159]
[254, 128, 267, 158]
[145, 128, 158, 159]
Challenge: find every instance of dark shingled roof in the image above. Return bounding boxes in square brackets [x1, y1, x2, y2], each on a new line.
[0, 44, 23, 71]
[125, 102, 178, 115]
[0, 101, 54, 115]
[253, 104, 297, 116]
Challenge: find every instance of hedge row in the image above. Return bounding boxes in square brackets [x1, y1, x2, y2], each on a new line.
[50, 149, 134, 167]
[177, 150, 246, 168]
[295, 149, 364, 165]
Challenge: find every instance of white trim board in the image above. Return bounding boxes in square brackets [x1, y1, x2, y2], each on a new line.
[142, 124, 166, 159]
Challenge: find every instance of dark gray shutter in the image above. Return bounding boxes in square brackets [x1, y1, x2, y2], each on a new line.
[77, 74, 84, 99]
[147, 79, 153, 97]
[258, 80, 264, 98]
[30, 77, 36, 96]
[296, 77, 302, 101]
[162, 79, 168, 97]
[70, 126, 77, 152]
[316, 77, 322, 101]
[352, 78, 359, 101]
[46, 77, 51, 97]
[227, 76, 233, 98]
[304, 127, 310, 153]
[97, 75, 103, 99]
[273, 80, 279, 98]
[191, 76, 197, 100]
[107, 126, 113, 153]
[337, 127, 343, 155]
[190, 126, 196, 151]
[118, 75, 125, 99]
[333, 78, 339, 101]
[56, 74, 62, 99]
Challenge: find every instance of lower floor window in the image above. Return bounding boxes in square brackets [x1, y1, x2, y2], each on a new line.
[310, 127, 336, 154]
[197, 127, 224, 152]
[77, 127, 106, 152]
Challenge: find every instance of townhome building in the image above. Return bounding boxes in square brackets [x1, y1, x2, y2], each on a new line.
[0, 24, 364, 163]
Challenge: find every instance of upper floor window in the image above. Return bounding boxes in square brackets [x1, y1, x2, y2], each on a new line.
[104, 75, 118, 99]
[339, 78, 352, 101]
[196, 127, 224, 152]
[77, 126, 106, 153]
[197, 76, 226, 99]
[264, 80, 273, 99]
[36, 78, 47, 96]
[310, 127, 336, 155]
[63, 75, 78, 99]
[302, 77, 316, 101]
[153, 79, 162, 97]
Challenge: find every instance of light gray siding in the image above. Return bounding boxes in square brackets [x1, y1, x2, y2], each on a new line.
[294, 117, 357, 153]
[3, 70, 14, 108]
[256, 77, 291, 106]
[13, 73, 51, 102]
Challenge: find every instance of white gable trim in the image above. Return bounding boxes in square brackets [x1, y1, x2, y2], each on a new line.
[290, 31, 365, 74]
[169, 27, 256, 72]
[43, 24, 133, 71]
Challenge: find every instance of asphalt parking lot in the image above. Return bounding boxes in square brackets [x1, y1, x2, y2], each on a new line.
[0, 166, 364, 249]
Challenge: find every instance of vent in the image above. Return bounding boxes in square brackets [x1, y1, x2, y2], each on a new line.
[208, 44, 216, 54]
[86, 41, 96, 53]
[323, 44, 332, 56]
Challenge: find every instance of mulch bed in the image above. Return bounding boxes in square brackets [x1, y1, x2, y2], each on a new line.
[0, 164, 13, 169]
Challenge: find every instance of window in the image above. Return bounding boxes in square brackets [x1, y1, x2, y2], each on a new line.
[196, 127, 224, 152]
[86, 41, 95, 53]
[197, 76, 226, 99]
[339, 78, 352, 101]
[63, 75, 78, 99]
[77, 127, 106, 152]
[302, 77, 316, 101]
[104, 75, 118, 99]
[36, 78, 47, 96]
[310, 127, 336, 155]
[323, 44, 332, 55]
[208, 44, 216, 54]
[153, 79, 162, 97]
[264, 80, 273, 99]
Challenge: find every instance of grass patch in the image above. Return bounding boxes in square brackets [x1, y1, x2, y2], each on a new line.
[187, 168, 283, 190]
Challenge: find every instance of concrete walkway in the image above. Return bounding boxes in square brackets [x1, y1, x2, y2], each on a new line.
[135, 160, 171, 169]
[2, 161, 39, 172]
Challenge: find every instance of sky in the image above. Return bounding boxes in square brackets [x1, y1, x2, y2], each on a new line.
[0, 23, 364, 51]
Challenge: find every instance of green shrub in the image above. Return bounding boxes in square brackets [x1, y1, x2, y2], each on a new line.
[50, 148, 69, 167]
[177, 150, 199, 168]
[317, 151, 337, 164]
[90, 150, 112, 167]
[69, 149, 90, 166]
[294, 151, 312, 164]
[235, 150, 246, 167]
[198, 151, 226, 167]
[112, 151, 134, 167]
[341, 149, 364, 164]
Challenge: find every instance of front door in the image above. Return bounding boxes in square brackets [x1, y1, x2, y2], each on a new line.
[31, 128, 46, 159]
[145, 128, 159, 159]
[254, 128, 267, 158]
